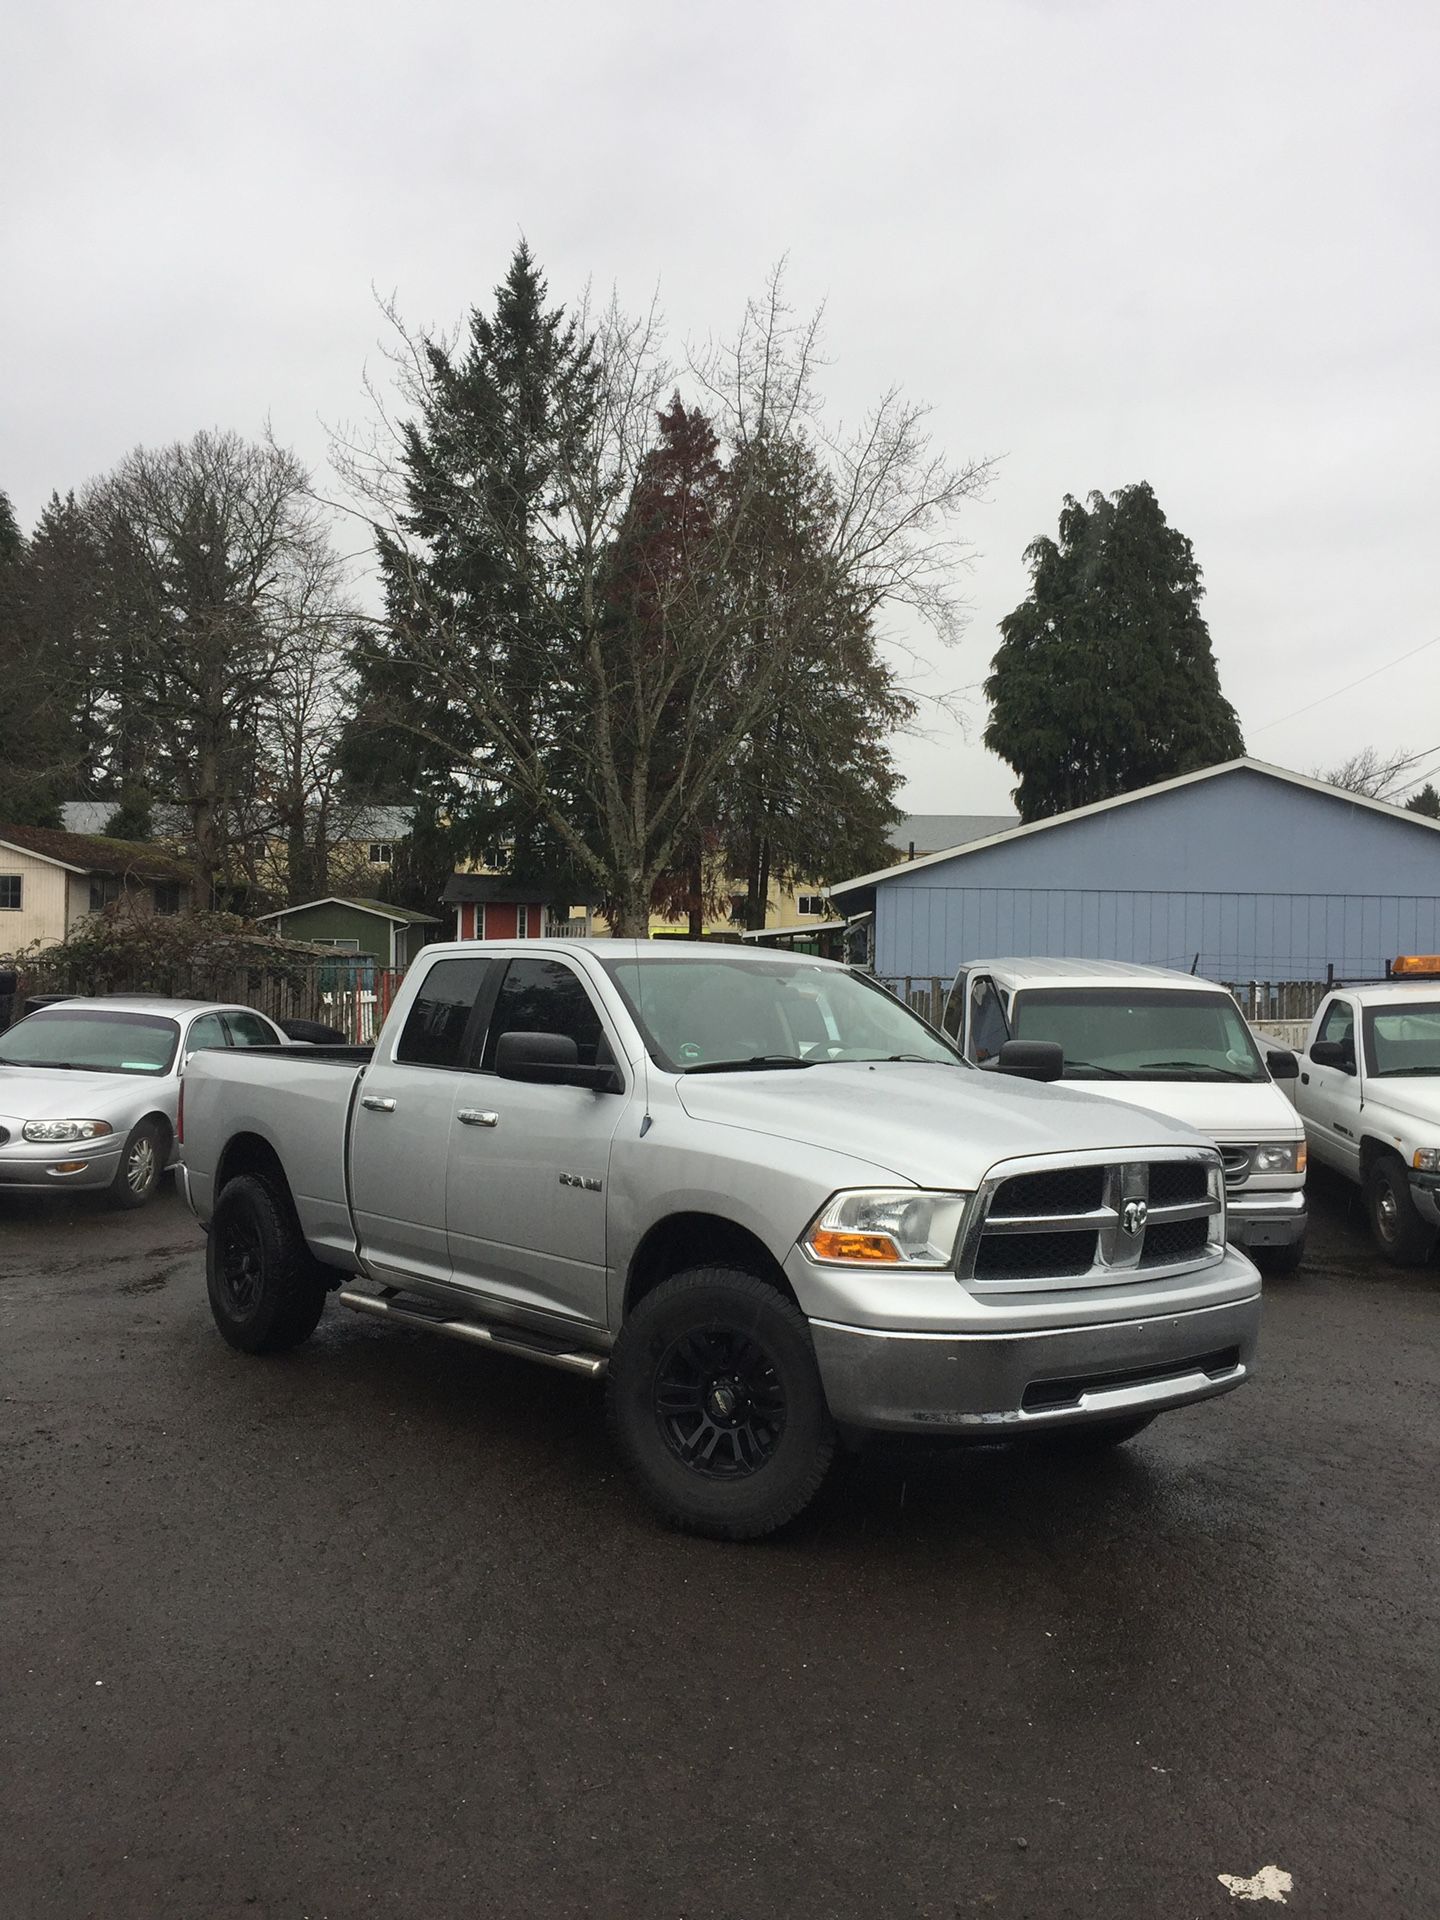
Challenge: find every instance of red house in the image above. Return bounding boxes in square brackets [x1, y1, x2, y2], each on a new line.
[443, 874, 596, 941]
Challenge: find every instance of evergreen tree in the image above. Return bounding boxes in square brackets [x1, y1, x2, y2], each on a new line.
[339, 242, 597, 912]
[984, 483, 1245, 822]
[0, 491, 85, 826]
[1406, 782, 1440, 819]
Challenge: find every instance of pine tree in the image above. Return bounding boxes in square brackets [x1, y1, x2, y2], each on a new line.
[0, 491, 86, 826]
[984, 483, 1245, 822]
[1406, 782, 1440, 819]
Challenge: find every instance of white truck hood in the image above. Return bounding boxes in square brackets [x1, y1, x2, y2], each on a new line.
[1363, 1074, 1440, 1129]
[1051, 1075, 1303, 1141]
[673, 1060, 1209, 1189]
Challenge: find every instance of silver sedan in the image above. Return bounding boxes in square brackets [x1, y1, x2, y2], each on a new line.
[0, 997, 294, 1208]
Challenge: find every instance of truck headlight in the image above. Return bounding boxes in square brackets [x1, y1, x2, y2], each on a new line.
[1413, 1149, 1440, 1172]
[22, 1119, 115, 1144]
[1248, 1142, 1306, 1175]
[803, 1190, 970, 1268]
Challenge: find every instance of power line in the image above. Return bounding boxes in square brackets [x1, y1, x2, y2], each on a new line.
[1250, 633, 1440, 734]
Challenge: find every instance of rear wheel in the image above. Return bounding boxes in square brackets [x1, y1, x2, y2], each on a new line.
[607, 1267, 835, 1540]
[107, 1119, 166, 1210]
[1365, 1155, 1437, 1266]
[206, 1174, 329, 1353]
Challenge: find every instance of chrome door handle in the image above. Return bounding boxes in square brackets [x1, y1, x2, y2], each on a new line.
[361, 1095, 396, 1113]
[457, 1109, 499, 1128]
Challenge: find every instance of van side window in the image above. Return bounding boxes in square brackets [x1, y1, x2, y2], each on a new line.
[970, 978, 1010, 1062]
[395, 958, 494, 1069]
[942, 971, 968, 1042]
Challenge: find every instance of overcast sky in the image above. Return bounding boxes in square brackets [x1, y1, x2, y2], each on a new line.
[4, 0, 1437, 815]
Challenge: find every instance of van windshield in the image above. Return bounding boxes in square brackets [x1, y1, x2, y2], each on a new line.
[598, 957, 960, 1073]
[1011, 987, 1267, 1083]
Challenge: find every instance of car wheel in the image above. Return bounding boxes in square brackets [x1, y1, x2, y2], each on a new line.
[1256, 1234, 1306, 1276]
[607, 1267, 836, 1540]
[206, 1174, 329, 1353]
[1365, 1155, 1437, 1266]
[1029, 1412, 1157, 1454]
[108, 1119, 166, 1210]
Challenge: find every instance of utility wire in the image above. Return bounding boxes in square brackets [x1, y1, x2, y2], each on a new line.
[1251, 633, 1440, 734]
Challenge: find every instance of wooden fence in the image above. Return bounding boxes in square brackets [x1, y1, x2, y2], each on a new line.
[0, 961, 407, 1044]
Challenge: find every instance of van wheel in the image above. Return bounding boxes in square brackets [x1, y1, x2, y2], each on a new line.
[108, 1119, 165, 1209]
[207, 1175, 329, 1353]
[607, 1268, 835, 1540]
[1365, 1155, 1437, 1266]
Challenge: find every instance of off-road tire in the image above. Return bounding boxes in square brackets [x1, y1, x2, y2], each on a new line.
[1365, 1154, 1437, 1267]
[107, 1119, 166, 1210]
[607, 1267, 835, 1541]
[207, 1174, 329, 1354]
[1256, 1234, 1306, 1277]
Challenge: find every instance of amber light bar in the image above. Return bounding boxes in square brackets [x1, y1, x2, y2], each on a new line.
[1391, 955, 1440, 976]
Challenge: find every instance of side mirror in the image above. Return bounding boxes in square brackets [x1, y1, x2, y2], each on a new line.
[993, 1039, 1064, 1083]
[1309, 1039, 1355, 1074]
[494, 1030, 622, 1092]
[1266, 1047, 1300, 1080]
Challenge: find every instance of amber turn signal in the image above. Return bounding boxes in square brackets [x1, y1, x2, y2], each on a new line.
[807, 1228, 901, 1263]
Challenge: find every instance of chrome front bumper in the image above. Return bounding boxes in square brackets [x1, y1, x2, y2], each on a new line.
[807, 1292, 1261, 1435]
[1225, 1187, 1307, 1249]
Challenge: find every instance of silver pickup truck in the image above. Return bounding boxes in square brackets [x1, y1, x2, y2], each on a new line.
[180, 941, 1262, 1538]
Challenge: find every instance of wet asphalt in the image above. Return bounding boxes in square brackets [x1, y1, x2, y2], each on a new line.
[2, 1168, 1438, 1920]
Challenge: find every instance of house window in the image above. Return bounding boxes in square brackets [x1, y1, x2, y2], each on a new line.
[368, 842, 392, 865]
[90, 875, 123, 912]
[323, 939, 362, 953]
[153, 883, 182, 916]
[797, 894, 828, 916]
[0, 875, 21, 911]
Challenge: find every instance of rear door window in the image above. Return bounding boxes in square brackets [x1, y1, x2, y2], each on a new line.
[223, 1011, 282, 1048]
[395, 958, 495, 1069]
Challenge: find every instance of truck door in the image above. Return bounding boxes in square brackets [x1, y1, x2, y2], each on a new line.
[348, 955, 497, 1287]
[445, 954, 630, 1328]
[1300, 996, 1362, 1176]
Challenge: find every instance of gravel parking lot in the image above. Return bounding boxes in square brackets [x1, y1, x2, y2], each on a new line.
[3, 1169, 1437, 1919]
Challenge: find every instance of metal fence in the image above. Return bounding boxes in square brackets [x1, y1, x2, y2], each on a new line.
[0, 961, 407, 1044]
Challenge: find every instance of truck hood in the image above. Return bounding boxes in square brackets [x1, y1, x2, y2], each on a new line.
[673, 1060, 1209, 1188]
[1052, 1075, 1303, 1140]
[1362, 1075, 1440, 1130]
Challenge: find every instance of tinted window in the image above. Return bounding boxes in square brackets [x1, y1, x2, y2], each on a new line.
[482, 958, 605, 1068]
[395, 958, 493, 1068]
[970, 978, 1009, 1061]
[187, 1014, 229, 1051]
[224, 1011, 280, 1048]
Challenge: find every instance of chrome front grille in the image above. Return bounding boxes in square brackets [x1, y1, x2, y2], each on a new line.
[1220, 1145, 1254, 1186]
[959, 1149, 1226, 1293]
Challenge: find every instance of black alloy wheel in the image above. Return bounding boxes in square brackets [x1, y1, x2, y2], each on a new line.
[607, 1266, 835, 1540]
[215, 1207, 266, 1318]
[653, 1324, 787, 1478]
[205, 1174, 330, 1354]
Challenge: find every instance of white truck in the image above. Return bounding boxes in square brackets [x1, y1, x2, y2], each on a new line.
[179, 941, 1263, 1538]
[938, 960, 1309, 1272]
[1292, 967, 1440, 1264]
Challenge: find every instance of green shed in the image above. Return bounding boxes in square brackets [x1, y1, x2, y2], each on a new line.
[256, 896, 441, 968]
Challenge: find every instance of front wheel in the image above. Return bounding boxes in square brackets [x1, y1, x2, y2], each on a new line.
[607, 1268, 835, 1540]
[206, 1174, 329, 1353]
[1366, 1155, 1437, 1266]
[107, 1119, 166, 1210]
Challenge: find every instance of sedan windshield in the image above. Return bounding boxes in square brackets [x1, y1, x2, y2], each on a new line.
[1011, 987, 1267, 1083]
[598, 957, 960, 1072]
[0, 1009, 180, 1075]
[1363, 1002, 1440, 1077]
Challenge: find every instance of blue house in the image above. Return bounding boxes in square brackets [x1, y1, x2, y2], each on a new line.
[828, 759, 1440, 984]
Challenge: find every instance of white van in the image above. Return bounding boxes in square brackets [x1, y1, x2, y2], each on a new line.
[940, 958, 1308, 1272]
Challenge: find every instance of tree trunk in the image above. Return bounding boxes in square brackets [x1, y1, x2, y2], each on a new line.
[687, 851, 704, 939]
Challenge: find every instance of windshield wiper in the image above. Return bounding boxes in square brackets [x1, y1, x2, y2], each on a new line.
[1059, 1060, 1128, 1078]
[0, 1057, 80, 1069]
[684, 1055, 813, 1074]
[1374, 1065, 1440, 1077]
[1138, 1060, 1254, 1081]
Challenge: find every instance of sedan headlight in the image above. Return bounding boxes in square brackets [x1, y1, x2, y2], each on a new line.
[1247, 1142, 1306, 1175]
[22, 1119, 115, 1144]
[1413, 1149, 1440, 1173]
[803, 1189, 970, 1268]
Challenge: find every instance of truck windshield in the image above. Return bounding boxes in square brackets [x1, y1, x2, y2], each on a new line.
[1011, 987, 1268, 1083]
[0, 1009, 180, 1074]
[1362, 1002, 1440, 1077]
[597, 957, 960, 1073]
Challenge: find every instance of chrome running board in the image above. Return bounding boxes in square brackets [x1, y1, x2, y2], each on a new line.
[336, 1286, 608, 1379]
